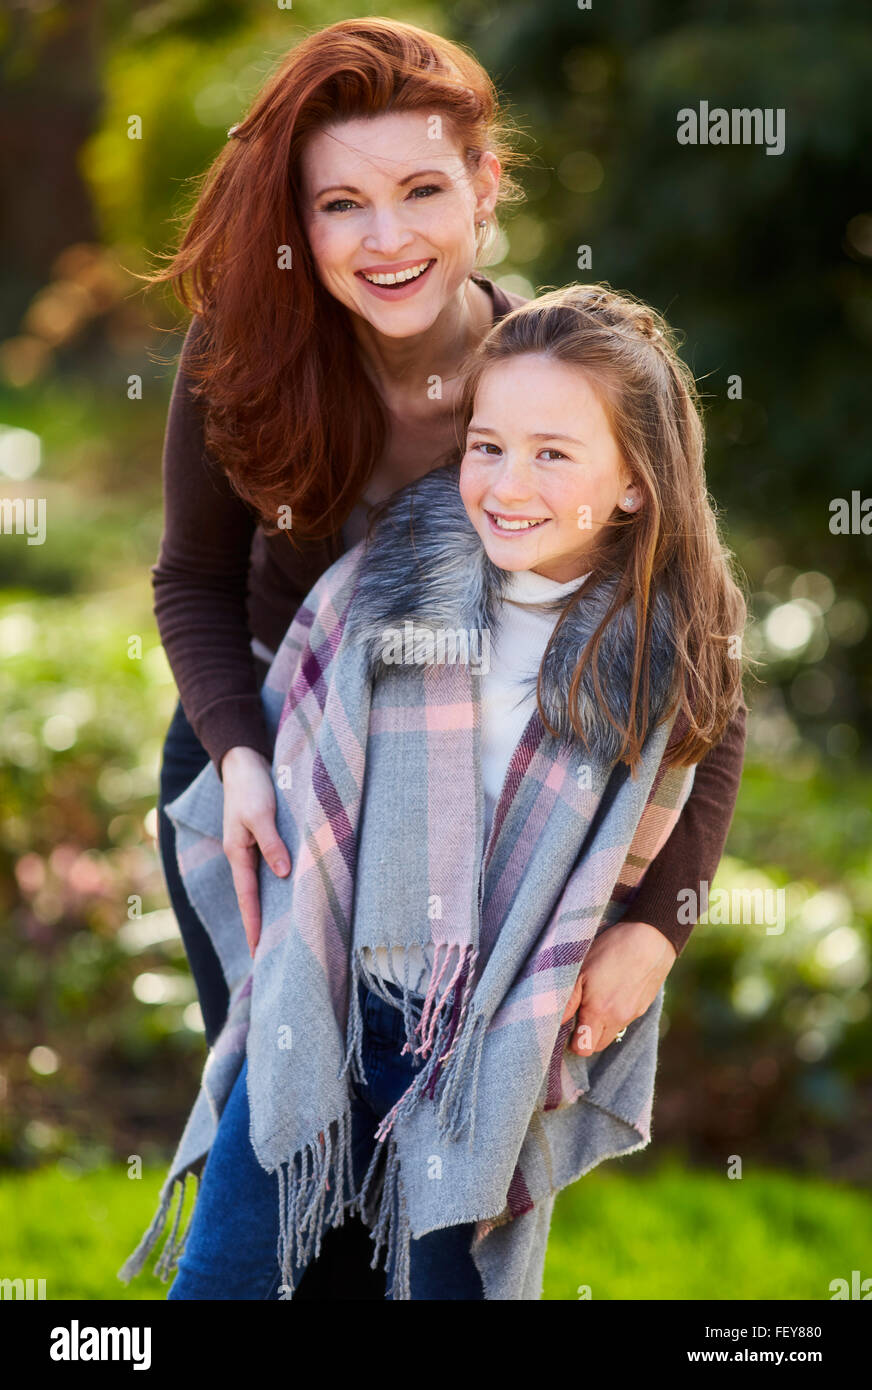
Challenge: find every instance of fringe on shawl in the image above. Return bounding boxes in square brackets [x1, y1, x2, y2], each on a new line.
[117, 1169, 200, 1285]
[274, 1094, 414, 1301]
[271, 930, 488, 1302]
[120, 942, 489, 1299]
[354, 1127, 411, 1300]
[333, 939, 489, 1299]
[274, 1096, 358, 1296]
[339, 940, 489, 1152]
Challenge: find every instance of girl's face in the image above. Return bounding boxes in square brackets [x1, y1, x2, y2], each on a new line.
[460, 354, 635, 584]
[300, 111, 500, 340]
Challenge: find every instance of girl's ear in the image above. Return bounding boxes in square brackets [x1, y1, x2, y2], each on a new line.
[620, 482, 642, 512]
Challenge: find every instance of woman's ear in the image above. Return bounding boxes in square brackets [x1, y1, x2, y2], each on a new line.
[473, 150, 501, 224]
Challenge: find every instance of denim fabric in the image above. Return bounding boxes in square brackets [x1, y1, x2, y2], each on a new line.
[168, 978, 484, 1301]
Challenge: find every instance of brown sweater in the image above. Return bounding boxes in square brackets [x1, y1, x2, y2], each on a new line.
[151, 275, 747, 955]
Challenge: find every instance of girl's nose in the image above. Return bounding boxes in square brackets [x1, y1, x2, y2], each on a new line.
[491, 455, 535, 500]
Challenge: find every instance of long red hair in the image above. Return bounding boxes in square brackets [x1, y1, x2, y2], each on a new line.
[139, 18, 521, 539]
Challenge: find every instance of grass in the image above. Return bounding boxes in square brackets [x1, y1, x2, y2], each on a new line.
[544, 1154, 871, 1300]
[0, 1154, 868, 1301]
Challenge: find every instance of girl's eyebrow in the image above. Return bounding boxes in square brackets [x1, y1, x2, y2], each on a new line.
[469, 423, 588, 447]
[314, 169, 446, 199]
[530, 432, 588, 446]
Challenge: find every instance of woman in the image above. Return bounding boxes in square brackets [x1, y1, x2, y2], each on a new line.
[146, 18, 746, 1294]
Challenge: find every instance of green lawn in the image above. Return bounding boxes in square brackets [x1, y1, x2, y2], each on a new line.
[1, 1155, 867, 1300]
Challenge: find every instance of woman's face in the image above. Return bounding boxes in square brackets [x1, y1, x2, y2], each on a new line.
[300, 111, 500, 339]
[460, 354, 635, 584]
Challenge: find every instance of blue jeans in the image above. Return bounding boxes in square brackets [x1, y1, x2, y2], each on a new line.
[168, 978, 484, 1301]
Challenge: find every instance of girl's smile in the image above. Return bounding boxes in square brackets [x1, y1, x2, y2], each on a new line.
[485, 509, 550, 534]
[460, 354, 637, 584]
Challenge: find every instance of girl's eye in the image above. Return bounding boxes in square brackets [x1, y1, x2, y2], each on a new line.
[322, 198, 358, 213]
[539, 448, 568, 461]
[408, 184, 442, 200]
[468, 441, 501, 456]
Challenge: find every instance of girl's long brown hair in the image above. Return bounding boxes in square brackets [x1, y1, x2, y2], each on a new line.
[456, 283, 754, 770]
[139, 18, 521, 539]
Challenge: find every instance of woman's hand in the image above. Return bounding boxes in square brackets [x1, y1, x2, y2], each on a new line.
[561, 919, 677, 1056]
[220, 746, 292, 957]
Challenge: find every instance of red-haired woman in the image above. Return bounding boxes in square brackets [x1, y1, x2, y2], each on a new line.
[146, 18, 745, 1295]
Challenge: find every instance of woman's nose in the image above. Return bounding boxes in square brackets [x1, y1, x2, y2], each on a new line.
[361, 208, 416, 257]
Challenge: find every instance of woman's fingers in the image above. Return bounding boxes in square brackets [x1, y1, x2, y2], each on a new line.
[251, 815, 291, 880]
[570, 1002, 599, 1056]
[565, 919, 676, 1055]
[221, 749, 292, 956]
[225, 840, 263, 956]
[561, 970, 584, 1025]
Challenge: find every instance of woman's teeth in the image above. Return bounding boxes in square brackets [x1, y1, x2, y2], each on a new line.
[360, 260, 433, 286]
[489, 513, 547, 531]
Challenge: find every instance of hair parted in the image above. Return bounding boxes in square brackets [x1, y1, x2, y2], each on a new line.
[138, 18, 524, 538]
[455, 282, 754, 770]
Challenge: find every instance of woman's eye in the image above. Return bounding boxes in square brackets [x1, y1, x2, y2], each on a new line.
[469, 441, 501, 456]
[539, 448, 568, 461]
[408, 184, 442, 200]
[323, 198, 358, 213]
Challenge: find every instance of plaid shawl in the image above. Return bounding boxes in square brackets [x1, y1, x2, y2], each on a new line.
[121, 463, 696, 1300]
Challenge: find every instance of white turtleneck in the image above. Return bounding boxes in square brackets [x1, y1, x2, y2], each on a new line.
[371, 565, 591, 995]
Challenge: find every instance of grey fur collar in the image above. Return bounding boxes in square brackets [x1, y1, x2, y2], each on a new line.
[344, 464, 677, 765]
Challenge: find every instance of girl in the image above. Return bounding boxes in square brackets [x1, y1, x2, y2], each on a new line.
[122, 283, 749, 1300]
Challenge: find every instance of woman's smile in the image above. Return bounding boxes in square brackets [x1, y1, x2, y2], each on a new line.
[355, 256, 437, 300]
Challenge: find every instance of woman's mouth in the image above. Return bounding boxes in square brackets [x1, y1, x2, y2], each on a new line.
[485, 510, 549, 536]
[355, 258, 436, 300]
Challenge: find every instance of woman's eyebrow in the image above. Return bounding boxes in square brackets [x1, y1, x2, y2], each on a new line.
[314, 169, 446, 199]
[396, 168, 445, 186]
[314, 184, 361, 197]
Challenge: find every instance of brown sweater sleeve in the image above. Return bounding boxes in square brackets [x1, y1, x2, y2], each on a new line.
[150, 316, 274, 778]
[628, 700, 748, 957]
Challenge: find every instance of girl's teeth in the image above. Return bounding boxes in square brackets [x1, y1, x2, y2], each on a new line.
[361, 260, 431, 286]
[492, 514, 544, 530]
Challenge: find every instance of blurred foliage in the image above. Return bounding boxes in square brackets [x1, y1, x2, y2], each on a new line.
[0, 0, 869, 1210]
